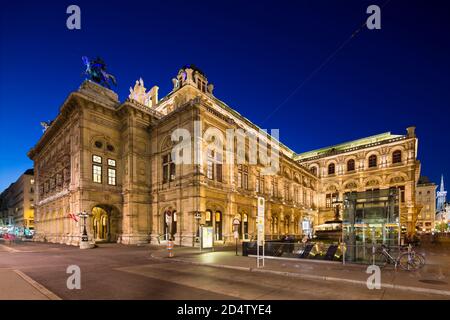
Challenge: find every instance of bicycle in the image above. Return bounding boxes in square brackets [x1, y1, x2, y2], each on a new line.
[400, 244, 426, 269]
[374, 244, 424, 271]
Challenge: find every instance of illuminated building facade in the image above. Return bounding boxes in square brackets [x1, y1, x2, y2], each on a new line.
[27, 66, 422, 246]
[28, 67, 318, 246]
[0, 169, 35, 230]
[415, 176, 437, 234]
[437, 175, 447, 212]
[296, 128, 421, 237]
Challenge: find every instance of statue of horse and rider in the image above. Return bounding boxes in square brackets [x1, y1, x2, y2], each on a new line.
[82, 56, 117, 89]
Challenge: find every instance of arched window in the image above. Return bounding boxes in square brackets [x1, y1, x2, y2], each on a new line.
[206, 149, 223, 182]
[173, 211, 177, 236]
[368, 155, 377, 168]
[205, 210, 212, 227]
[294, 218, 299, 234]
[328, 163, 335, 175]
[163, 209, 177, 240]
[243, 214, 248, 239]
[237, 165, 248, 189]
[310, 166, 317, 176]
[347, 159, 355, 172]
[162, 153, 175, 183]
[205, 209, 222, 240]
[215, 211, 222, 240]
[392, 150, 402, 164]
[239, 213, 249, 240]
[274, 217, 279, 235]
[285, 216, 290, 235]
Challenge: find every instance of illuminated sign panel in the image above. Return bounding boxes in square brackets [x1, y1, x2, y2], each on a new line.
[201, 226, 213, 249]
[257, 197, 265, 246]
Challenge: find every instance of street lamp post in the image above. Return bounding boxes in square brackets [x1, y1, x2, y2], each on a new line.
[78, 210, 91, 249]
[233, 218, 241, 256]
[194, 211, 201, 246]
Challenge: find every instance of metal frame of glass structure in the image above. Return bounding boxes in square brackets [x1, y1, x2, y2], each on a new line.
[342, 188, 400, 263]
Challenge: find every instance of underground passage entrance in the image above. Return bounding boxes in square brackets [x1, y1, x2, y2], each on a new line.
[342, 189, 400, 263]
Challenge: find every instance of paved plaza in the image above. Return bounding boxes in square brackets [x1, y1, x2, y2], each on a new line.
[1, 240, 450, 300]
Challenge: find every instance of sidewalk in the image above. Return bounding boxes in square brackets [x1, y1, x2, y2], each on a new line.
[0, 268, 61, 300]
[151, 246, 450, 297]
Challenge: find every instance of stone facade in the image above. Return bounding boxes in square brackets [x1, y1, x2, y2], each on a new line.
[415, 177, 437, 234]
[295, 129, 421, 235]
[0, 169, 35, 229]
[28, 67, 319, 246]
[27, 66, 423, 247]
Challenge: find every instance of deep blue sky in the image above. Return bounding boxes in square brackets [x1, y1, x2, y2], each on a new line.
[1, 0, 449, 192]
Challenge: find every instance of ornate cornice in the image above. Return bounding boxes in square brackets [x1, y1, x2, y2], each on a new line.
[119, 99, 164, 119]
[28, 97, 79, 160]
[297, 136, 408, 163]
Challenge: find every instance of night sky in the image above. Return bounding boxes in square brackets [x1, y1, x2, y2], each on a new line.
[1, 0, 449, 192]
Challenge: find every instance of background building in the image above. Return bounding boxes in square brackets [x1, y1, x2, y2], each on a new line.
[416, 176, 437, 234]
[437, 175, 447, 212]
[0, 169, 35, 231]
[0, 184, 13, 226]
[436, 203, 450, 232]
[436, 175, 448, 232]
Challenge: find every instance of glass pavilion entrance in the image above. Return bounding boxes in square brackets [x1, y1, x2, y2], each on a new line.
[342, 189, 401, 263]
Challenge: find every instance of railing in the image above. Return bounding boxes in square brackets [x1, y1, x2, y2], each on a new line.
[244, 233, 255, 241]
[152, 233, 204, 246]
[242, 241, 414, 265]
[341, 243, 413, 265]
[151, 233, 171, 245]
[243, 241, 344, 262]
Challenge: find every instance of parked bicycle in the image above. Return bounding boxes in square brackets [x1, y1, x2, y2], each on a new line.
[374, 244, 425, 271]
[400, 244, 426, 268]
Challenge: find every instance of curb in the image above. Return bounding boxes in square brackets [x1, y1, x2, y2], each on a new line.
[14, 270, 62, 300]
[248, 254, 341, 265]
[150, 251, 450, 297]
[0, 244, 21, 253]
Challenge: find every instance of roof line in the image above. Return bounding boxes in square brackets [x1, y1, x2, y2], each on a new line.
[295, 131, 404, 160]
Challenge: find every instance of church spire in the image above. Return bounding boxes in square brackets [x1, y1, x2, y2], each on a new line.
[437, 174, 447, 212]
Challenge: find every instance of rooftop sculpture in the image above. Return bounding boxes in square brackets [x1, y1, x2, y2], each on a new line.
[82, 56, 117, 89]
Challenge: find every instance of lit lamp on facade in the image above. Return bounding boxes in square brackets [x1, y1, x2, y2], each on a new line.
[194, 211, 202, 244]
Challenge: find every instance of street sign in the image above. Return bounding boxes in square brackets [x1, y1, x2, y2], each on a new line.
[257, 224, 264, 246]
[233, 218, 240, 226]
[233, 230, 239, 239]
[302, 221, 309, 230]
[257, 197, 265, 217]
[194, 212, 201, 219]
[257, 197, 265, 246]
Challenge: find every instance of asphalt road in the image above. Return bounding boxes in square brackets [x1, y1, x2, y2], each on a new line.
[0, 241, 447, 300]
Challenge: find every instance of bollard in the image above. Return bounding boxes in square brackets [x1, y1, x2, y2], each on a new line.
[167, 240, 174, 258]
